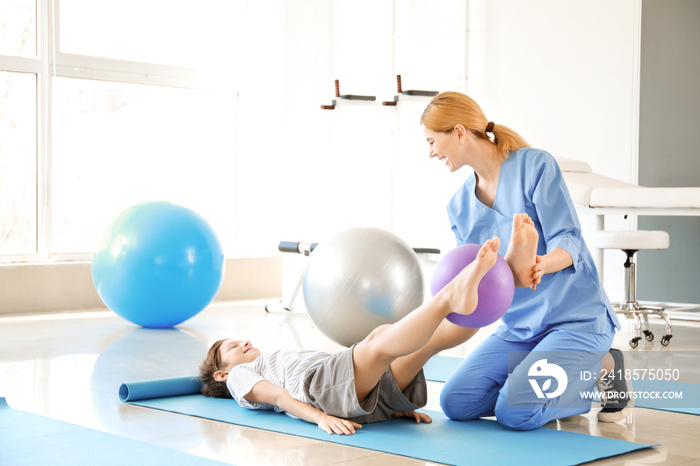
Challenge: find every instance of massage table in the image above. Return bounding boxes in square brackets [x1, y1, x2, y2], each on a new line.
[556, 157, 700, 333]
[556, 156, 700, 277]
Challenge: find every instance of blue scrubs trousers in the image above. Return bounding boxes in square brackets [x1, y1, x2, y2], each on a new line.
[440, 323, 614, 431]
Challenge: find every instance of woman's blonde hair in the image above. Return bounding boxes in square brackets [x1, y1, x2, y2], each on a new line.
[420, 91, 530, 161]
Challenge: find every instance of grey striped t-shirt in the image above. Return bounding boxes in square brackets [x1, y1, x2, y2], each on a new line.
[227, 349, 332, 414]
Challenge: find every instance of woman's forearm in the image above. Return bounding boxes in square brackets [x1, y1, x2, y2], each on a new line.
[538, 247, 573, 275]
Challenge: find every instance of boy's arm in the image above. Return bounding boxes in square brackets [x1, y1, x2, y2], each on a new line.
[244, 380, 362, 435]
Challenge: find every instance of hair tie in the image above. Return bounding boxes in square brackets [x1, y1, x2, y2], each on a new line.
[485, 121, 495, 133]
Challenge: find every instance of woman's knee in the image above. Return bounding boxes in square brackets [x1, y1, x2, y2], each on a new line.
[494, 396, 546, 431]
[440, 385, 496, 421]
[495, 410, 543, 431]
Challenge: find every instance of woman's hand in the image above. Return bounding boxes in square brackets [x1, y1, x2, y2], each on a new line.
[317, 414, 362, 435]
[392, 410, 433, 423]
[530, 248, 573, 289]
[530, 256, 546, 290]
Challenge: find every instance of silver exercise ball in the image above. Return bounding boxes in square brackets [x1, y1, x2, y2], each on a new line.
[302, 227, 424, 347]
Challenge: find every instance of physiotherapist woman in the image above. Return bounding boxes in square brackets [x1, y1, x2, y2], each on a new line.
[421, 91, 632, 430]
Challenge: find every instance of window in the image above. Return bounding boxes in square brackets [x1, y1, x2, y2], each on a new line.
[51, 78, 236, 253]
[58, 0, 236, 68]
[0, 72, 36, 255]
[0, 0, 240, 261]
[0, 0, 36, 57]
[1, 0, 469, 264]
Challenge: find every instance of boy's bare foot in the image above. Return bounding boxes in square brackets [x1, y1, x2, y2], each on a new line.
[504, 213, 539, 289]
[444, 237, 500, 315]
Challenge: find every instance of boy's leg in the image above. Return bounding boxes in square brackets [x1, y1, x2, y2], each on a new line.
[504, 213, 539, 289]
[389, 322, 478, 391]
[352, 237, 500, 402]
[391, 213, 541, 390]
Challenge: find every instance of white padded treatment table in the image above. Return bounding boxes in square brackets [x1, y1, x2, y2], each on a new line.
[555, 157, 700, 280]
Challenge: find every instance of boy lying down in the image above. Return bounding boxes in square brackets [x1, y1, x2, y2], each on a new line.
[200, 236, 512, 435]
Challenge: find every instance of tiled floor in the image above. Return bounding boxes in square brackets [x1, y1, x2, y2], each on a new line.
[2, 300, 700, 465]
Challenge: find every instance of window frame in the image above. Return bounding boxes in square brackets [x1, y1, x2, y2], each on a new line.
[0, 0, 220, 264]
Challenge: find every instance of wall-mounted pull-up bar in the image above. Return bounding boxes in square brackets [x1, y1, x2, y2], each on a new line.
[321, 80, 376, 110]
[322, 76, 438, 110]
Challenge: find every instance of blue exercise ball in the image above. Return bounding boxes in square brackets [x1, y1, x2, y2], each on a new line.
[91, 201, 225, 328]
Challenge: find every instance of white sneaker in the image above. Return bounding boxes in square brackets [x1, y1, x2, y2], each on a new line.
[596, 348, 634, 422]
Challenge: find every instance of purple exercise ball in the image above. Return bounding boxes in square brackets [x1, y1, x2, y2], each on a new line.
[430, 244, 515, 328]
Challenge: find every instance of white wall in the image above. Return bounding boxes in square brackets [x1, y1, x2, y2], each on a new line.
[468, 0, 639, 179]
[467, 0, 641, 300]
[270, 0, 472, 300]
[5, 1, 646, 314]
[0, 258, 281, 316]
[273, 0, 470, 250]
[238, 0, 642, 303]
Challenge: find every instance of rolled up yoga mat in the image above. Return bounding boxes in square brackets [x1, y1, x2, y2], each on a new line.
[119, 376, 202, 402]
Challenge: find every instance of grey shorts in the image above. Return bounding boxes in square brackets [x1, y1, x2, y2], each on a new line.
[303, 345, 427, 423]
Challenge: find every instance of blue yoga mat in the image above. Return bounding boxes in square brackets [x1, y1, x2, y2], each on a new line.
[632, 379, 700, 415]
[0, 398, 226, 466]
[424, 355, 700, 415]
[424, 353, 465, 382]
[119, 377, 655, 465]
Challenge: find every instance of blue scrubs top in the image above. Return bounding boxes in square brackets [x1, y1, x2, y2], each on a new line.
[447, 148, 620, 341]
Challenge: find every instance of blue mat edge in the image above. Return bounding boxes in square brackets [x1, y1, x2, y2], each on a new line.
[126, 392, 659, 466]
[0, 397, 228, 466]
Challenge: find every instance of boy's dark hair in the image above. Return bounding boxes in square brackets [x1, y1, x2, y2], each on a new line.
[199, 339, 233, 399]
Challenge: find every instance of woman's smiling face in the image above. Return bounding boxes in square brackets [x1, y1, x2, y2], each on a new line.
[423, 126, 465, 172]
